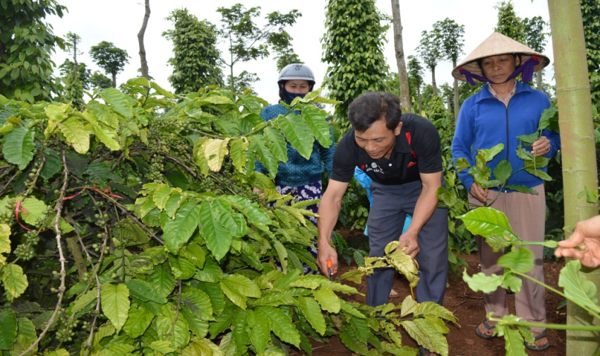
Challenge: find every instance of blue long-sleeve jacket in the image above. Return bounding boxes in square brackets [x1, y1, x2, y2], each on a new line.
[255, 103, 335, 187]
[452, 81, 561, 193]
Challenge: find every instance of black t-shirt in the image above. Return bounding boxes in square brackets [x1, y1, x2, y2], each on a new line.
[330, 113, 442, 185]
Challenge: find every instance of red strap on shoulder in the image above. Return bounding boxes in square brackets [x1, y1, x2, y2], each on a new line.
[405, 132, 417, 159]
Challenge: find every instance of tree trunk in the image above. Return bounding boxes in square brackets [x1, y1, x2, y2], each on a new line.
[417, 88, 422, 114]
[536, 69, 543, 91]
[548, 1, 600, 355]
[390, 0, 412, 113]
[137, 0, 150, 79]
[112, 72, 117, 88]
[453, 58, 459, 120]
[431, 66, 438, 96]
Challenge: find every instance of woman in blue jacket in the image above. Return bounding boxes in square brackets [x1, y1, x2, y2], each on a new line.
[256, 64, 335, 273]
[451, 33, 560, 351]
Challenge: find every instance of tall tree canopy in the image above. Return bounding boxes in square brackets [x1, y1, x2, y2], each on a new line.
[433, 18, 464, 119]
[322, 0, 389, 123]
[494, 1, 524, 43]
[163, 8, 223, 94]
[217, 3, 301, 93]
[581, 0, 600, 102]
[0, 0, 66, 102]
[522, 16, 548, 90]
[89, 41, 130, 88]
[416, 29, 442, 96]
[61, 32, 85, 109]
[407, 55, 424, 114]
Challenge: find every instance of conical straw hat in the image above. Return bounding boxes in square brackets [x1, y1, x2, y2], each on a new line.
[451, 32, 550, 83]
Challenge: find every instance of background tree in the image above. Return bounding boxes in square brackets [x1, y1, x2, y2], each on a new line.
[0, 0, 66, 102]
[433, 18, 465, 120]
[61, 32, 85, 109]
[59, 60, 91, 89]
[522, 16, 549, 91]
[272, 32, 303, 72]
[407, 55, 424, 114]
[391, 0, 412, 113]
[89, 71, 113, 90]
[138, 0, 150, 79]
[322, 0, 389, 123]
[217, 3, 301, 92]
[163, 8, 223, 94]
[89, 41, 130, 88]
[581, 0, 600, 104]
[548, 0, 600, 354]
[439, 82, 453, 114]
[494, 1, 524, 43]
[416, 29, 442, 96]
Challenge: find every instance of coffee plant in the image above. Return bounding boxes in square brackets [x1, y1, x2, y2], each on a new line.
[0, 80, 456, 356]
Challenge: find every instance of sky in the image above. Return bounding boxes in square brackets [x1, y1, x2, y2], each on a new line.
[48, 0, 554, 104]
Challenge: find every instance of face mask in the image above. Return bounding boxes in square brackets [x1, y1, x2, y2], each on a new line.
[282, 90, 306, 105]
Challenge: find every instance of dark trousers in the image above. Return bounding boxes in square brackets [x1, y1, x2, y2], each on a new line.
[366, 180, 448, 306]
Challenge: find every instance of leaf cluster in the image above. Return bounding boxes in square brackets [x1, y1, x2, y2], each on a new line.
[0, 79, 458, 355]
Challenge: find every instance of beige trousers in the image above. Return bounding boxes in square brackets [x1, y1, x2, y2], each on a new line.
[469, 184, 546, 333]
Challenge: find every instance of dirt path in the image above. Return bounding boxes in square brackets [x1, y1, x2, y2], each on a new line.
[303, 252, 567, 356]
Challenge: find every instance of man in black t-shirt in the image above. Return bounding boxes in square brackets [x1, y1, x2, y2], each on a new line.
[317, 92, 448, 309]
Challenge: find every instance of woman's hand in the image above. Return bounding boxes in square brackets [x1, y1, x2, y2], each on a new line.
[555, 215, 600, 268]
[532, 136, 551, 157]
[470, 183, 488, 204]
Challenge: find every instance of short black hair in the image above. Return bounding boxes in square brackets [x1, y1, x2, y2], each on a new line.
[348, 92, 401, 132]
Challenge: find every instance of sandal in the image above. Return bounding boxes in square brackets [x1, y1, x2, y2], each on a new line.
[475, 320, 496, 339]
[524, 332, 550, 351]
[418, 346, 440, 356]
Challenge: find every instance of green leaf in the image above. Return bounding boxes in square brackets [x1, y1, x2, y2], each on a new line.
[86, 101, 119, 129]
[152, 184, 173, 211]
[148, 263, 176, 298]
[229, 138, 249, 174]
[163, 200, 201, 254]
[99, 88, 133, 118]
[339, 300, 366, 319]
[85, 115, 120, 150]
[462, 269, 503, 293]
[44, 349, 70, 356]
[501, 274, 522, 293]
[0, 308, 17, 350]
[297, 296, 326, 335]
[263, 127, 288, 161]
[226, 195, 271, 227]
[180, 243, 206, 269]
[180, 307, 209, 338]
[400, 295, 418, 317]
[156, 304, 190, 349]
[493, 160, 512, 183]
[2, 126, 34, 169]
[1, 263, 28, 300]
[100, 282, 130, 333]
[539, 105, 558, 131]
[200, 201, 232, 261]
[71, 289, 97, 315]
[40, 148, 62, 180]
[414, 301, 457, 324]
[181, 288, 214, 321]
[204, 138, 230, 172]
[278, 113, 315, 159]
[497, 248, 534, 273]
[125, 279, 167, 304]
[258, 306, 300, 347]
[20, 197, 47, 227]
[123, 304, 154, 338]
[504, 185, 539, 194]
[150, 81, 175, 98]
[501, 327, 528, 356]
[516, 132, 539, 145]
[481, 143, 504, 162]
[249, 135, 278, 179]
[232, 310, 249, 354]
[10, 317, 37, 355]
[58, 117, 90, 154]
[558, 260, 600, 314]
[401, 319, 448, 356]
[169, 254, 196, 280]
[302, 105, 333, 147]
[248, 309, 270, 355]
[524, 166, 553, 181]
[181, 339, 214, 356]
[150, 340, 176, 355]
[220, 274, 261, 309]
[350, 316, 371, 343]
[0, 223, 10, 266]
[457, 207, 518, 252]
[194, 258, 224, 283]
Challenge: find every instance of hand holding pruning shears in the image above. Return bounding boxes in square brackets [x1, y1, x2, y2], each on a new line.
[327, 259, 333, 280]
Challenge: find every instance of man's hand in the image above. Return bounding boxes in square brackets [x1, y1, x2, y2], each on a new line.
[531, 136, 551, 157]
[397, 230, 419, 259]
[470, 183, 488, 204]
[555, 215, 600, 268]
[317, 243, 338, 276]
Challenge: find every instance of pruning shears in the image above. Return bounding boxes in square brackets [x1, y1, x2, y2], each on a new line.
[327, 259, 333, 281]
